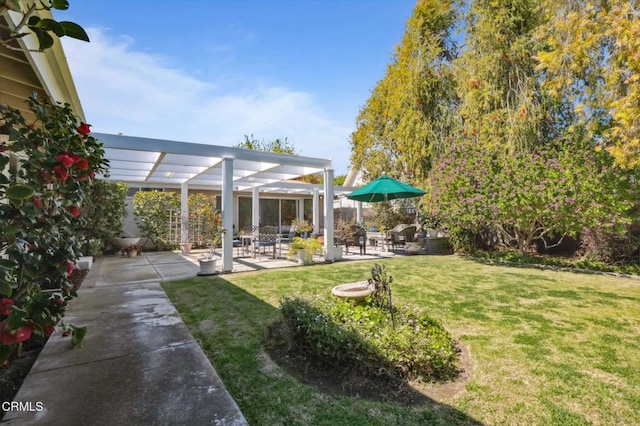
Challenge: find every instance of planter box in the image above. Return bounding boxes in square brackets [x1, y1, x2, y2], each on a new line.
[333, 246, 343, 261]
[425, 237, 452, 255]
[78, 256, 94, 270]
[404, 242, 422, 255]
[297, 249, 313, 265]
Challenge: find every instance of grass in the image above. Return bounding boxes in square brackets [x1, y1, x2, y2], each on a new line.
[162, 256, 640, 425]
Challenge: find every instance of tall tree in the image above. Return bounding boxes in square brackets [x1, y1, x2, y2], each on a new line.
[535, 0, 640, 168]
[455, 0, 562, 154]
[350, 0, 459, 185]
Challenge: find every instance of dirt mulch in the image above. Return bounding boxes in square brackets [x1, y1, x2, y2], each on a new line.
[264, 323, 474, 406]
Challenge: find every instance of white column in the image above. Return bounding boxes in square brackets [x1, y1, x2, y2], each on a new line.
[252, 186, 260, 229]
[323, 169, 335, 262]
[356, 201, 363, 226]
[222, 158, 234, 272]
[312, 188, 320, 235]
[180, 182, 189, 244]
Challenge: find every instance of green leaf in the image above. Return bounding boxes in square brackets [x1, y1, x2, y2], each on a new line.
[3, 225, 20, 244]
[0, 259, 18, 269]
[0, 154, 9, 169]
[6, 184, 34, 200]
[0, 281, 12, 297]
[71, 325, 87, 348]
[51, 0, 70, 10]
[59, 21, 90, 42]
[39, 19, 65, 37]
[28, 16, 40, 26]
[32, 28, 54, 51]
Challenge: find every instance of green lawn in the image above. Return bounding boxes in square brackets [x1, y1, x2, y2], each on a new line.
[162, 256, 640, 425]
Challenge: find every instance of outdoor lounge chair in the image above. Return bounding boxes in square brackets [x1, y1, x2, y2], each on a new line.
[253, 226, 277, 260]
[388, 225, 417, 252]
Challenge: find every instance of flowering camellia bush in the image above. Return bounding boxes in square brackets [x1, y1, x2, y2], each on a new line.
[0, 95, 108, 363]
[429, 137, 638, 253]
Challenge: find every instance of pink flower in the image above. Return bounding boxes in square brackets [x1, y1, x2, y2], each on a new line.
[14, 326, 33, 343]
[56, 154, 74, 168]
[67, 206, 81, 218]
[66, 262, 76, 276]
[43, 325, 56, 336]
[32, 196, 43, 209]
[77, 123, 91, 135]
[76, 158, 89, 170]
[53, 165, 69, 181]
[0, 298, 14, 316]
[40, 170, 52, 183]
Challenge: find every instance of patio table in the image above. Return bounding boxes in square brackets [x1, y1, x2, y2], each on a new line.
[367, 232, 389, 251]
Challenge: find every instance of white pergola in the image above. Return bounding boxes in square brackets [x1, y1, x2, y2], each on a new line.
[94, 132, 358, 272]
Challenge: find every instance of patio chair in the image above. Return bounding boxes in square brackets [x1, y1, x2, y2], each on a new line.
[277, 224, 297, 257]
[344, 224, 367, 255]
[252, 226, 277, 260]
[388, 225, 417, 252]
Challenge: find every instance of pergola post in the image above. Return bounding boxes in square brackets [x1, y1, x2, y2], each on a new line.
[221, 158, 234, 272]
[312, 189, 320, 234]
[180, 182, 189, 244]
[323, 168, 334, 261]
[356, 201, 363, 226]
[252, 186, 260, 229]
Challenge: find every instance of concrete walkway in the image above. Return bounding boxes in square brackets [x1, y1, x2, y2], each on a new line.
[3, 252, 248, 425]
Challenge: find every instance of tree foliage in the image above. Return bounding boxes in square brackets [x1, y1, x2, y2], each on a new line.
[456, 0, 563, 154]
[0, 0, 89, 52]
[235, 134, 297, 155]
[535, 0, 640, 168]
[350, 0, 459, 185]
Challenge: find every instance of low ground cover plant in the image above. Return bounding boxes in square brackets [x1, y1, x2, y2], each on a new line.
[276, 295, 459, 382]
[273, 264, 459, 383]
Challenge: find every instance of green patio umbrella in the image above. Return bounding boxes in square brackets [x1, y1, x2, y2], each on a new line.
[346, 173, 426, 202]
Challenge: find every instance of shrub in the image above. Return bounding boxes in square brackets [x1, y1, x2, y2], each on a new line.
[77, 180, 128, 254]
[1, 95, 107, 362]
[132, 191, 180, 249]
[580, 224, 640, 265]
[429, 138, 638, 254]
[277, 295, 459, 382]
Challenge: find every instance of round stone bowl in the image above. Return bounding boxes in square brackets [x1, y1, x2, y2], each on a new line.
[331, 281, 374, 301]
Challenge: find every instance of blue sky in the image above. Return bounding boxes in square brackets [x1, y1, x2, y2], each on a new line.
[59, 1, 415, 175]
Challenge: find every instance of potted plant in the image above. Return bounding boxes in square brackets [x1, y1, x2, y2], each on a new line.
[197, 210, 224, 276]
[121, 244, 142, 257]
[291, 218, 313, 238]
[288, 236, 322, 265]
[179, 242, 192, 254]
